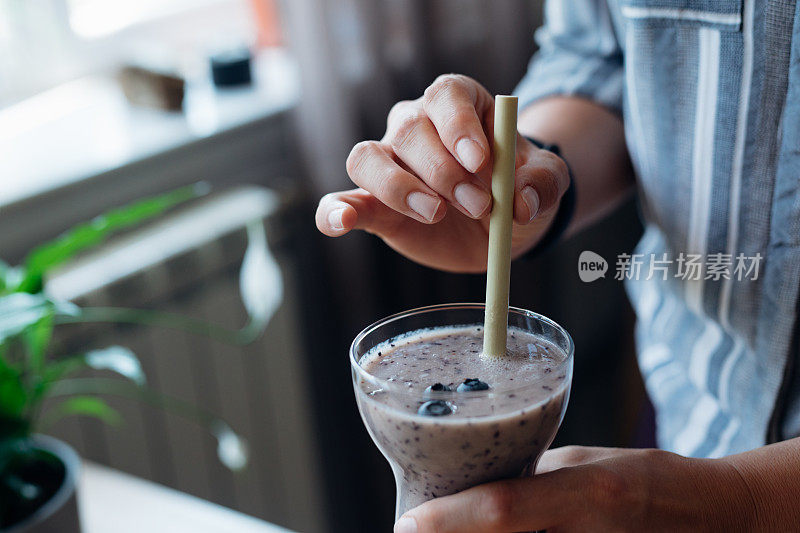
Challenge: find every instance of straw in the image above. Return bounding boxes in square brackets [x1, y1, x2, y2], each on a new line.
[482, 95, 518, 358]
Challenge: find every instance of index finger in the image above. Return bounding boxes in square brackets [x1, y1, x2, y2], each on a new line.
[422, 74, 493, 173]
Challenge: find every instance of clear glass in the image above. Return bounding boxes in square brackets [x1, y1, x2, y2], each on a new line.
[350, 303, 574, 520]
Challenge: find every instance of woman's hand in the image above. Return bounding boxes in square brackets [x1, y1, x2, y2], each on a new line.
[394, 445, 757, 532]
[315, 74, 569, 273]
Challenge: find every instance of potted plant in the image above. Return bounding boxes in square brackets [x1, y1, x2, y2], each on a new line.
[0, 184, 272, 532]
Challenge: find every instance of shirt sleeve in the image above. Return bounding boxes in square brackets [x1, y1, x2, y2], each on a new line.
[515, 0, 624, 114]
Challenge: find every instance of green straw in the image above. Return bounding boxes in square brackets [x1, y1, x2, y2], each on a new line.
[483, 95, 518, 358]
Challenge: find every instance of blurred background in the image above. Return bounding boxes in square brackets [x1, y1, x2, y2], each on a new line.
[0, 0, 647, 531]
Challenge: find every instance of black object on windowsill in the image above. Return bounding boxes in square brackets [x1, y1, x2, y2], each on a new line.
[210, 48, 253, 88]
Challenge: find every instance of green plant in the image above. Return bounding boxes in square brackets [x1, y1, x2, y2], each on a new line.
[0, 184, 273, 526]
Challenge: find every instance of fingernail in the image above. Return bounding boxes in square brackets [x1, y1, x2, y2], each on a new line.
[454, 182, 491, 218]
[455, 137, 485, 172]
[328, 208, 346, 230]
[521, 186, 540, 222]
[394, 516, 418, 533]
[407, 191, 441, 222]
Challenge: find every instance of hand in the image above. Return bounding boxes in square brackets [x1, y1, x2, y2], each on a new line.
[394, 445, 757, 532]
[315, 74, 570, 273]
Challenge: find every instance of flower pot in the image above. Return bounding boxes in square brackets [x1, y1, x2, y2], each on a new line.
[3, 435, 81, 533]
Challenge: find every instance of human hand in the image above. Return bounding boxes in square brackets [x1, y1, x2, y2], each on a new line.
[315, 74, 569, 273]
[394, 445, 756, 532]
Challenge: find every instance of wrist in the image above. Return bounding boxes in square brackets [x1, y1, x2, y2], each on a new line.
[704, 457, 760, 531]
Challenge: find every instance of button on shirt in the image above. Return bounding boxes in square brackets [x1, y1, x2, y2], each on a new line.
[515, 0, 800, 457]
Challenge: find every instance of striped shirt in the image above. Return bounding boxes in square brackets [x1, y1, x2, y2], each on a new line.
[515, 0, 800, 457]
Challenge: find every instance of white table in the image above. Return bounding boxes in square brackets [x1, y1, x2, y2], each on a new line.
[79, 462, 294, 533]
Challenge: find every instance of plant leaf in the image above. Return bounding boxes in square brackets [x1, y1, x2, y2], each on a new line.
[48, 378, 247, 469]
[31, 356, 83, 413]
[2, 473, 42, 501]
[40, 357, 85, 385]
[0, 293, 51, 343]
[22, 309, 54, 375]
[0, 260, 23, 296]
[0, 365, 26, 419]
[84, 346, 145, 386]
[0, 416, 29, 442]
[211, 420, 248, 471]
[47, 396, 121, 426]
[48, 219, 277, 347]
[0, 259, 8, 293]
[51, 298, 81, 317]
[16, 183, 209, 294]
[238, 221, 282, 338]
[1, 266, 24, 295]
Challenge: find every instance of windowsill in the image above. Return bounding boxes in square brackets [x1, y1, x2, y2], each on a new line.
[80, 462, 294, 532]
[0, 48, 299, 209]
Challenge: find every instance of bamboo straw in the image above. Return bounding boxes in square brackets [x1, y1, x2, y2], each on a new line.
[483, 95, 518, 358]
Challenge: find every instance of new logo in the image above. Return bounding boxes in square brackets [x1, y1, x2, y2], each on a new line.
[578, 251, 608, 283]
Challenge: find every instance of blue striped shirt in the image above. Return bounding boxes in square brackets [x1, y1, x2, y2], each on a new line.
[515, 0, 800, 457]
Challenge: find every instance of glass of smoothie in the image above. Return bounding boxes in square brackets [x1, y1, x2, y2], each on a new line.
[350, 303, 574, 519]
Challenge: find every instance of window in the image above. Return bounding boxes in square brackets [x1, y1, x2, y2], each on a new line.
[67, 0, 226, 39]
[0, 0, 280, 108]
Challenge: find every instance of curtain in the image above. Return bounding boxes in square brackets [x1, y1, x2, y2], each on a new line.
[280, 0, 543, 192]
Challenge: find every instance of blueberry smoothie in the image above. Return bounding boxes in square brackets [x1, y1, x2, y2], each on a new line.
[354, 324, 570, 516]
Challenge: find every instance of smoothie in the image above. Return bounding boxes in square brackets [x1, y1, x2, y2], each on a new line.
[354, 324, 570, 515]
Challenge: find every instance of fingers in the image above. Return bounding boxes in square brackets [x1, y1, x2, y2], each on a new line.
[422, 74, 493, 173]
[316, 188, 410, 237]
[346, 141, 447, 224]
[329, 77, 569, 245]
[395, 474, 573, 533]
[385, 101, 492, 218]
[512, 137, 570, 225]
[537, 446, 627, 474]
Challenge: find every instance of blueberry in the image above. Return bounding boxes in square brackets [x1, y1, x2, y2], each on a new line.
[424, 383, 452, 394]
[457, 378, 489, 392]
[418, 400, 453, 416]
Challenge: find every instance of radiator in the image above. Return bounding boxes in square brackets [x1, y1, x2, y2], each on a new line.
[45, 186, 326, 532]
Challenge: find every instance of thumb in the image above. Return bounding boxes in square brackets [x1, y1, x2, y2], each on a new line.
[316, 188, 409, 237]
[512, 137, 570, 225]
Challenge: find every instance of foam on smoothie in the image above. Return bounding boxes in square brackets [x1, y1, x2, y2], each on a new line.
[359, 325, 567, 419]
